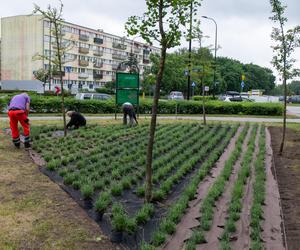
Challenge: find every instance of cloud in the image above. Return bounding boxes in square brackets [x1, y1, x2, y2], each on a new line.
[1, 0, 300, 82]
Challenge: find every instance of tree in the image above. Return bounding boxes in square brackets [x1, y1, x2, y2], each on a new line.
[288, 80, 300, 95]
[126, 0, 202, 202]
[270, 0, 300, 154]
[192, 22, 209, 125]
[33, 68, 49, 88]
[33, 1, 73, 136]
[217, 57, 276, 93]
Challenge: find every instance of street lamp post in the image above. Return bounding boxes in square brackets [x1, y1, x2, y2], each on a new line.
[202, 16, 217, 98]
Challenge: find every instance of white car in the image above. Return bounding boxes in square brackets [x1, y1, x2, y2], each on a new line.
[75, 93, 112, 100]
[223, 96, 253, 102]
[168, 91, 184, 100]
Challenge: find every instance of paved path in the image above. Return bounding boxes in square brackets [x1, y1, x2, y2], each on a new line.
[1, 115, 300, 123]
[287, 106, 300, 117]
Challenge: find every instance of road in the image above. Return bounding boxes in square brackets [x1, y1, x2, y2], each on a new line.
[287, 105, 300, 117]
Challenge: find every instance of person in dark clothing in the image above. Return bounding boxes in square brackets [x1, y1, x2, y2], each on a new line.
[66, 111, 86, 129]
[122, 102, 138, 126]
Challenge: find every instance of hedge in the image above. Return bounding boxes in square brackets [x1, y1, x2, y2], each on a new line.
[192, 95, 217, 101]
[0, 96, 283, 116]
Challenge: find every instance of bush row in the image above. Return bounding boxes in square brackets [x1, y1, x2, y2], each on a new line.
[192, 95, 218, 101]
[0, 96, 283, 116]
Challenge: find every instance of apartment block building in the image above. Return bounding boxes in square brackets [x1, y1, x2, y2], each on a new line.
[0, 15, 159, 90]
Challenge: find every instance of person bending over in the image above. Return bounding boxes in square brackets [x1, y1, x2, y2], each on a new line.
[66, 111, 86, 129]
[8, 93, 31, 148]
[122, 102, 138, 126]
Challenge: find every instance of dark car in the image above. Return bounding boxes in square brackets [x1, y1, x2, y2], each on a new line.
[288, 96, 300, 103]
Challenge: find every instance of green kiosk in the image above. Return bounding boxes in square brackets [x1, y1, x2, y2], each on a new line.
[115, 72, 139, 119]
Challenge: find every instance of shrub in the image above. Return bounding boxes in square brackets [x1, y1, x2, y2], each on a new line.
[192, 95, 217, 101]
[94, 191, 111, 213]
[13, 95, 283, 116]
[80, 184, 94, 199]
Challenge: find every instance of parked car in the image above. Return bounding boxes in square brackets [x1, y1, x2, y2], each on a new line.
[223, 96, 253, 102]
[75, 93, 112, 100]
[287, 95, 300, 103]
[168, 91, 184, 100]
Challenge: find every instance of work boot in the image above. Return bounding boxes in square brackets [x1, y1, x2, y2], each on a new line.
[13, 137, 20, 149]
[24, 141, 31, 149]
[24, 136, 31, 149]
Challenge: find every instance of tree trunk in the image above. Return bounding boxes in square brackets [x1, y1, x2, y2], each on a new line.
[145, 46, 167, 202]
[201, 65, 206, 125]
[54, 22, 67, 137]
[202, 85, 206, 125]
[279, 16, 287, 155]
[279, 76, 287, 154]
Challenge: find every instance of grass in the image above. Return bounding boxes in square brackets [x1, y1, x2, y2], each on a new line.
[0, 128, 114, 249]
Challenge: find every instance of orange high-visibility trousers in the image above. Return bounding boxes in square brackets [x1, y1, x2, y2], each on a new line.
[8, 110, 30, 145]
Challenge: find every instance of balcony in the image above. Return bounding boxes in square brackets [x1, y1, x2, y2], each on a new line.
[112, 64, 126, 71]
[93, 73, 103, 80]
[134, 48, 141, 54]
[52, 71, 65, 78]
[143, 58, 150, 64]
[93, 50, 103, 56]
[79, 47, 89, 54]
[79, 59, 89, 67]
[94, 37, 103, 44]
[78, 72, 89, 79]
[93, 62, 103, 68]
[79, 34, 89, 41]
[112, 42, 127, 50]
[60, 29, 66, 36]
[112, 53, 127, 60]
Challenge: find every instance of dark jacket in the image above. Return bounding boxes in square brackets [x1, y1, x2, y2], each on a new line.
[66, 112, 86, 129]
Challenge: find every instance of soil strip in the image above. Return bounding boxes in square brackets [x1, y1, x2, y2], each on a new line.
[197, 126, 253, 250]
[261, 128, 286, 250]
[230, 126, 260, 249]
[162, 125, 243, 250]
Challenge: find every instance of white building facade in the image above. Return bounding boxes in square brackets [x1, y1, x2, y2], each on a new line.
[1, 15, 160, 91]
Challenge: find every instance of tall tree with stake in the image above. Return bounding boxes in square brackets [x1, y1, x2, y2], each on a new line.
[270, 0, 300, 154]
[33, 1, 70, 136]
[126, 0, 202, 202]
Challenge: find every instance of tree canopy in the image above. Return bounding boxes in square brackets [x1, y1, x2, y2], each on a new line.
[146, 49, 276, 95]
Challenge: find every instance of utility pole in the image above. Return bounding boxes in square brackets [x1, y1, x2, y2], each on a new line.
[202, 16, 217, 98]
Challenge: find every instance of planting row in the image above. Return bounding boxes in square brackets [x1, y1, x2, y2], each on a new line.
[142, 125, 239, 248]
[33, 123, 238, 246]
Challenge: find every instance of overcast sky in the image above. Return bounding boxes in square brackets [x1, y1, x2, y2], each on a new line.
[1, 0, 300, 82]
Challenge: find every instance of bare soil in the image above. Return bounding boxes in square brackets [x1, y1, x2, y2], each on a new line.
[269, 126, 300, 250]
[0, 130, 118, 250]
